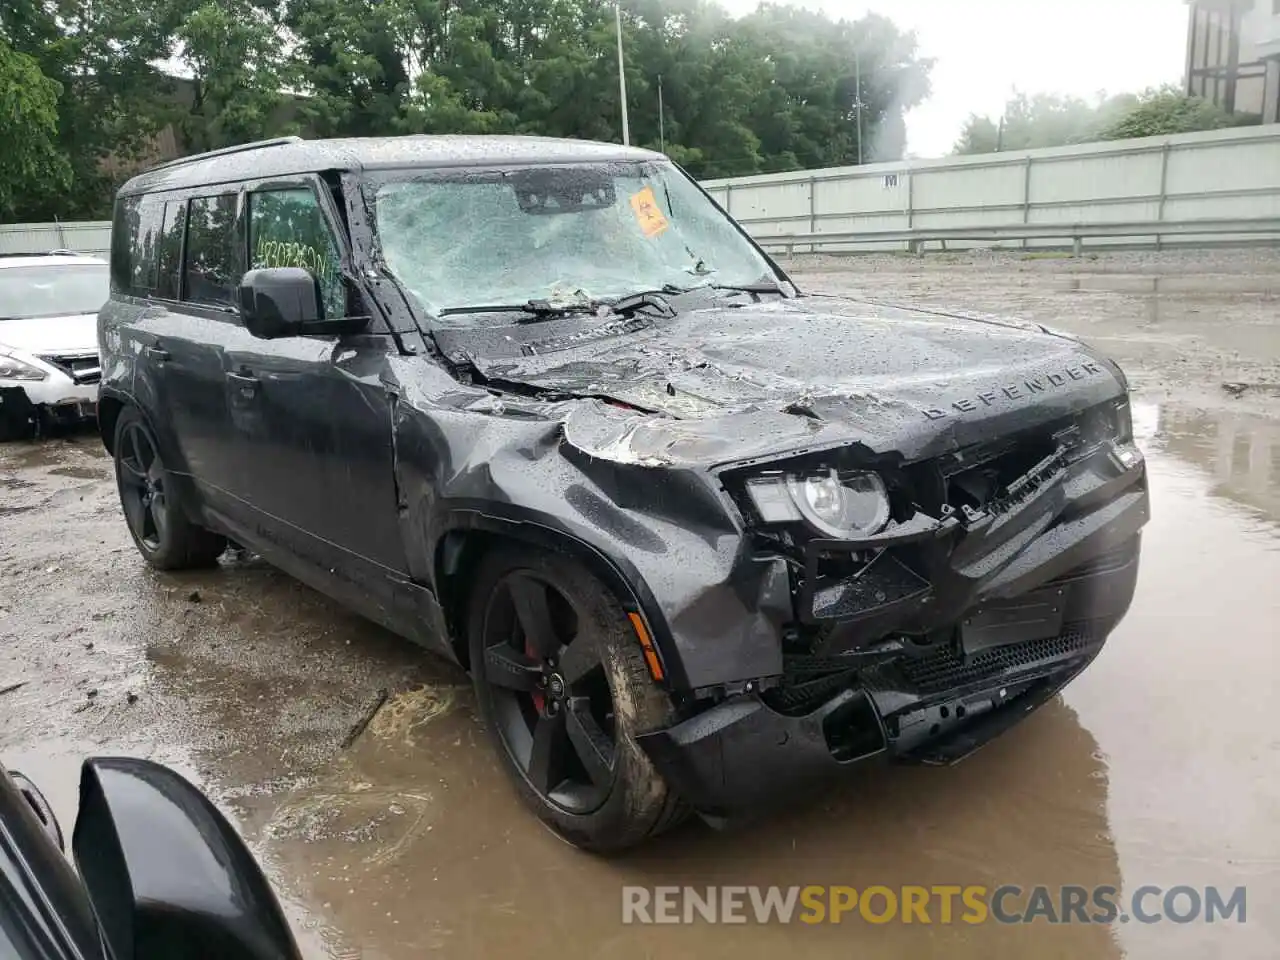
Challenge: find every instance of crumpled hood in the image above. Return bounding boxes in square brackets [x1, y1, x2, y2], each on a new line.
[434, 296, 1125, 466]
[0, 314, 98, 357]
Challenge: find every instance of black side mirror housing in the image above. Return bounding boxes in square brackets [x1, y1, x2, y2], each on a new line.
[237, 267, 321, 338]
[237, 267, 368, 339]
[72, 757, 302, 960]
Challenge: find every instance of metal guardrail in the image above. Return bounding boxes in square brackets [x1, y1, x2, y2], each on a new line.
[753, 218, 1280, 256]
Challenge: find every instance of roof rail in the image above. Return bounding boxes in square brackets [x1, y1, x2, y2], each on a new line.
[146, 136, 304, 173]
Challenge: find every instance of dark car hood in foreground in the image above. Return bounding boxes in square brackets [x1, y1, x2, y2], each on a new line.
[432, 295, 1124, 467]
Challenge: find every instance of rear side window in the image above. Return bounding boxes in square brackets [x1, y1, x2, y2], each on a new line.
[183, 193, 243, 307]
[156, 201, 187, 300]
[248, 188, 345, 319]
[110, 196, 163, 295]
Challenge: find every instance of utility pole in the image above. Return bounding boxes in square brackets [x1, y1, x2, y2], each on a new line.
[658, 73, 665, 153]
[854, 47, 863, 165]
[615, 3, 630, 146]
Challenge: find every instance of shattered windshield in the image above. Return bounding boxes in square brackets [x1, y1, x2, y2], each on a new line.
[370, 161, 776, 321]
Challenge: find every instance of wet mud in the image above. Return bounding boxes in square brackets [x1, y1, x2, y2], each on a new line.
[3, 252, 1279, 958]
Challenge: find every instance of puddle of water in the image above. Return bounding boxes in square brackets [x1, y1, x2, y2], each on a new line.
[1133, 399, 1280, 520]
[1062, 432, 1280, 959]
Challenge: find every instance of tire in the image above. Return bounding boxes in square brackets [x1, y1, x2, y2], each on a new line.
[468, 545, 687, 853]
[113, 405, 226, 570]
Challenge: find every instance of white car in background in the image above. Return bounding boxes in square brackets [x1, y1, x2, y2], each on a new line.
[0, 252, 108, 441]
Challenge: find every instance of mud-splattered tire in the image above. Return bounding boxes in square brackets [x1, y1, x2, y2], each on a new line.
[468, 545, 687, 853]
[113, 405, 226, 570]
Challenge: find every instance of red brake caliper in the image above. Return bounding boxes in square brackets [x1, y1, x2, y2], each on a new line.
[527, 641, 546, 713]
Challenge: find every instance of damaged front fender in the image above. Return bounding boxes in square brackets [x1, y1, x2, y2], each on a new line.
[386, 364, 794, 691]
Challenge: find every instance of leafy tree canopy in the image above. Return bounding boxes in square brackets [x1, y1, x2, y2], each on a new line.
[954, 85, 1255, 155]
[1, 0, 934, 220]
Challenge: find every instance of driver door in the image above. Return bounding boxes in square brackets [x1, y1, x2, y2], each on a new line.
[220, 179, 409, 599]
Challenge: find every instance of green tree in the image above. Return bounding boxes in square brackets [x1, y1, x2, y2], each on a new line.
[1098, 86, 1254, 140]
[0, 39, 70, 218]
[956, 85, 1258, 155]
[175, 1, 291, 152]
[284, 0, 410, 137]
[1, 0, 178, 219]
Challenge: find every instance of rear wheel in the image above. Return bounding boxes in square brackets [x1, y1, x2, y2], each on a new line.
[468, 546, 686, 853]
[113, 406, 226, 570]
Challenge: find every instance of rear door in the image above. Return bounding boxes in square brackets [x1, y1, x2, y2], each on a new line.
[220, 179, 409, 598]
[116, 191, 241, 521]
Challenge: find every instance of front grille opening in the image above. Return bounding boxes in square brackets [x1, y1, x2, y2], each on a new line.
[39, 354, 100, 384]
[945, 434, 1058, 516]
[897, 624, 1097, 694]
[765, 666, 858, 716]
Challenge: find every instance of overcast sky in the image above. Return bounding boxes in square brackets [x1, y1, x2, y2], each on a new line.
[718, 0, 1191, 157]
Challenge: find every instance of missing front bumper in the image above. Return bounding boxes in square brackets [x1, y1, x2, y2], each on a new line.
[637, 538, 1138, 818]
[637, 642, 1096, 819]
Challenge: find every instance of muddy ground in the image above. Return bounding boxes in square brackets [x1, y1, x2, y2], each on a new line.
[2, 248, 1278, 958]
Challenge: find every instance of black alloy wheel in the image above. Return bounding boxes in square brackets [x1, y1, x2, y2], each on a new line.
[112, 406, 226, 569]
[467, 546, 687, 852]
[116, 418, 169, 552]
[480, 570, 618, 814]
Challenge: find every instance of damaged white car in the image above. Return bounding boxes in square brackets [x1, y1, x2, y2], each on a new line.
[0, 252, 107, 440]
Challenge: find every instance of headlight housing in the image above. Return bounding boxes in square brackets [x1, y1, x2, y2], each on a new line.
[0, 354, 47, 381]
[746, 468, 891, 539]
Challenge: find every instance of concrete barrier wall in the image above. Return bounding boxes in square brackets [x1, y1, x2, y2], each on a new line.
[702, 125, 1280, 251]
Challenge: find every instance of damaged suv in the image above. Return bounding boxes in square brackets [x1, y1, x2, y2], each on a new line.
[98, 136, 1148, 852]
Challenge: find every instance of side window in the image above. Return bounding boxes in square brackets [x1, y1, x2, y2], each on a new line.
[183, 193, 242, 308]
[110, 196, 163, 296]
[155, 201, 187, 300]
[248, 188, 345, 320]
[109, 197, 138, 293]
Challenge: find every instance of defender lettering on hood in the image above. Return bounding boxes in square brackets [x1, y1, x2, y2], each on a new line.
[924, 360, 1108, 420]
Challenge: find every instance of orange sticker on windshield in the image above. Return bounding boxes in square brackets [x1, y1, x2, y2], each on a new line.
[629, 186, 670, 238]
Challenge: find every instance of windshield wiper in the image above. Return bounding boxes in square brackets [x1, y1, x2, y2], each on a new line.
[439, 285, 691, 323]
[606, 284, 689, 318]
[711, 278, 791, 296]
[436, 301, 597, 322]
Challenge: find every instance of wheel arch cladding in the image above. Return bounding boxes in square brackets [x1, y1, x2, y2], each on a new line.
[432, 517, 680, 687]
[97, 394, 124, 455]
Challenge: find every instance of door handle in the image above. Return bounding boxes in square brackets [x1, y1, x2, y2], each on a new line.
[227, 372, 260, 400]
[145, 346, 170, 362]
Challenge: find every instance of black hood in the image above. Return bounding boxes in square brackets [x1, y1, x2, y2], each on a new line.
[432, 295, 1125, 467]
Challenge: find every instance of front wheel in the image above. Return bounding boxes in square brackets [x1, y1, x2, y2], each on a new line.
[468, 546, 686, 853]
[113, 406, 226, 570]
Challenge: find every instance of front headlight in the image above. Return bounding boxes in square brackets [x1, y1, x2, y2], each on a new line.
[0, 354, 48, 381]
[746, 468, 890, 539]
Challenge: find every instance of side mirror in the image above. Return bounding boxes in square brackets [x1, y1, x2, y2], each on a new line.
[237, 267, 322, 339]
[72, 757, 302, 960]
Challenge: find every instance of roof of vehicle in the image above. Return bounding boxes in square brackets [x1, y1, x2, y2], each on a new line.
[117, 135, 667, 198]
[0, 254, 107, 269]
